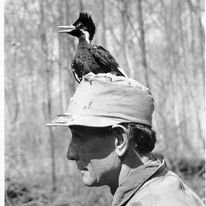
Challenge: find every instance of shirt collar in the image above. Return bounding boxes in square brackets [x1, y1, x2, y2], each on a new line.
[112, 159, 167, 206]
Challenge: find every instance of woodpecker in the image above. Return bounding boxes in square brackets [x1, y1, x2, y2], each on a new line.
[58, 12, 127, 83]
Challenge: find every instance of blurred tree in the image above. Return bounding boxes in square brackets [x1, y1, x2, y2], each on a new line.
[39, 0, 56, 191]
[136, 0, 150, 88]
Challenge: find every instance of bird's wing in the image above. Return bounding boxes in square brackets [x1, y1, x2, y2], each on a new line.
[72, 69, 81, 83]
[89, 45, 124, 75]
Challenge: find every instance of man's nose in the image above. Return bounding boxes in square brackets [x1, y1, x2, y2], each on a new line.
[67, 141, 79, 161]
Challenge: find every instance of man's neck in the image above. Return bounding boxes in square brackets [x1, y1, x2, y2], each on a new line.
[117, 150, 155, 192]
[118, 149, 143, 185]
[108, 148, 155, 195]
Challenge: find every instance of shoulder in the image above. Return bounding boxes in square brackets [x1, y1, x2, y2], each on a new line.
[127, 171, 204, 206]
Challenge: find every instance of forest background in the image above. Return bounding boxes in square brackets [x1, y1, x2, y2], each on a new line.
[5, 0, 205, 205]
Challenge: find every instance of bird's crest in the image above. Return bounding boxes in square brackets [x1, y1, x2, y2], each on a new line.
[73, 12, 96, 41]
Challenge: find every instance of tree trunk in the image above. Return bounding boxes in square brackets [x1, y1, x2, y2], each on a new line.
[11, 44, 20, 124]
[65, 0, 76, 95]
[120, 0, 133, 77]
[136, 0, 150, 88]
[101, 1, 107, 48]
[39, 0, 56, 192]
[79, 0, 84, 11]
[58, 0, 64, 113]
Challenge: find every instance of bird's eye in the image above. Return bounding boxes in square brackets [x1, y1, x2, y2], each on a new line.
[76, 23, 82, 28]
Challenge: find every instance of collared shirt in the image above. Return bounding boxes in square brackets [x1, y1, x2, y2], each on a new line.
[112, 160, 205, 206]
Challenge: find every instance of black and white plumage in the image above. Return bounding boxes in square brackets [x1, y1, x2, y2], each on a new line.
[58, 12, 126, 83]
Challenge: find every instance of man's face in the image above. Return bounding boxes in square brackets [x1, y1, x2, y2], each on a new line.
[67, 126, 121, 187]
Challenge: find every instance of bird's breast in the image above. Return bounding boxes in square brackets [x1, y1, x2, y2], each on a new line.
[75, 47, 95, 63]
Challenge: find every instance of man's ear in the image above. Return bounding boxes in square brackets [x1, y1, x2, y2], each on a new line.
[112, 125, 129, 157]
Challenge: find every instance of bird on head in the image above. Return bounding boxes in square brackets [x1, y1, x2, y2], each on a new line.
[58, 12, 127, 83]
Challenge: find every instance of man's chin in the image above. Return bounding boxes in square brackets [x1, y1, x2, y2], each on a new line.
[82, 178, 97, 187]
[81, 171, 97, 187]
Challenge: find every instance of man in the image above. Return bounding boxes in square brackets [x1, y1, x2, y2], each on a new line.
[48, 73, 204, 206]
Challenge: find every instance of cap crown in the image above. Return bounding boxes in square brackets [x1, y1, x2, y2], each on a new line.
[66, 73, 154, 127]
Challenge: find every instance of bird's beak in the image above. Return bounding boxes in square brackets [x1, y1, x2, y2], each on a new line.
[57, 25, 76, 33]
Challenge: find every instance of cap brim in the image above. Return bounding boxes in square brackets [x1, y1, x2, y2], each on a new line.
[46, 114, 128, 127]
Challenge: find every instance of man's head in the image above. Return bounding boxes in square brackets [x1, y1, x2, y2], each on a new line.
[67, 126, 120, 188]
[48, 73, 155, 189]
[66, 123, 156, 191]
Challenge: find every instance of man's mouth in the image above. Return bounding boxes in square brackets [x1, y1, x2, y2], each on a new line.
[79, 168, 89, 176]
[77, 163, 88, 171]
[80, 168, 88, 171]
